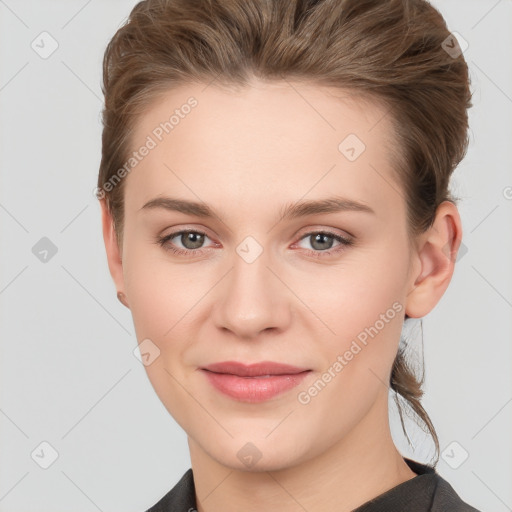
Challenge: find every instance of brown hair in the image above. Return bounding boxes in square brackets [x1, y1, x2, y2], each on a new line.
[97, 0, 472, 467]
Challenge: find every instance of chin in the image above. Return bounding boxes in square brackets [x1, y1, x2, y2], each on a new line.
[201, 434, 311, 473]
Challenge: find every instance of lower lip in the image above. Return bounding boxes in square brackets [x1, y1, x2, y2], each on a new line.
[201, 370, 311, 403]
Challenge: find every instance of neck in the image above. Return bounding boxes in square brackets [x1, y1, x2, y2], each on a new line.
[189, 390, 417, 512]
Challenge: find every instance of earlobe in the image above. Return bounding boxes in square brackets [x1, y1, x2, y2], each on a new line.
[99, 199, 127, 304]
[405, 201, 462, 319]
[117, 291, 130, 308]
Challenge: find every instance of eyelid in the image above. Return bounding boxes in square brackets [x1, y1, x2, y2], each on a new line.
[156, 225, 354, 258]
[294, 224, 354, 241]
[159, 224, 353, 243]
[291, 229, 353, 256]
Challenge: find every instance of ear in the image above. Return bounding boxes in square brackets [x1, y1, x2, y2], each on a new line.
[99, 199, 127, 305]
[405, 201, 463, 318]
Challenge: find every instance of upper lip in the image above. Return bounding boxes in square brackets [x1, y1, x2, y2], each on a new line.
[201, 361, 310, 377]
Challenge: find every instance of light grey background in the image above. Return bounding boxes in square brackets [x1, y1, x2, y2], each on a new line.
[0, 1, 511, 511]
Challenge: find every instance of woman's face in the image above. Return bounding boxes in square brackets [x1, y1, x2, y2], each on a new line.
[107, 79, 421, 471]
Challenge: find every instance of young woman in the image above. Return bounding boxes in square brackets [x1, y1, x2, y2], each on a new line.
[97, 0, 481, 510]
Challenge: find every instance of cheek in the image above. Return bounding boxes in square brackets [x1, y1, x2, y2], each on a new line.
[119, 225, 409, 459]
[122, 233, 200, 336]
[299, 247, 408, 339]
[300, 244, 409, 395]
[121, 244, 204, 424]
[123, 226, 409, 348]
[293, 263, 406, 440]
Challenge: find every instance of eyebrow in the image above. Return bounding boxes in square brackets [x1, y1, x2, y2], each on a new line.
[140, 195, 375, 221]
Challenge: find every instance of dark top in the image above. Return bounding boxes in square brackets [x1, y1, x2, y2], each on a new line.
[144, 457, 482, 511]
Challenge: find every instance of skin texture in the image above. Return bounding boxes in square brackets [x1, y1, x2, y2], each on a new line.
[100, 78, 462, 512]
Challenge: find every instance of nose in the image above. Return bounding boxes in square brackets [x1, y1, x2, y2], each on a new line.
[211, 240, 292, 340]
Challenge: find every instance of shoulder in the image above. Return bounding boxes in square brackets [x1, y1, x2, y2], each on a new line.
[143, 468, 196, 512]
[406, 458, 483, 512]
[430, 474, 483, 512]
[353, 458, 483, 512]
[141, 461, 484, 512]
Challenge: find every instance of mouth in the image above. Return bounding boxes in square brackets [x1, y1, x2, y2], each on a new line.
[199, 361, 312, 402]
[200, 360, 310, 377]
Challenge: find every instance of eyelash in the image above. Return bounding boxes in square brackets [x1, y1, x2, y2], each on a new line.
[155, 229, 354, 259]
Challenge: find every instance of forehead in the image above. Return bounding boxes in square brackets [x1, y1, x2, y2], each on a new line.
[124, 79, 403, 221]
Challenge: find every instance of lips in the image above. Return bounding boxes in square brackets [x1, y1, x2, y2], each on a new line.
[201, 360, 310, 377]
[199, 361, 311, 403]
